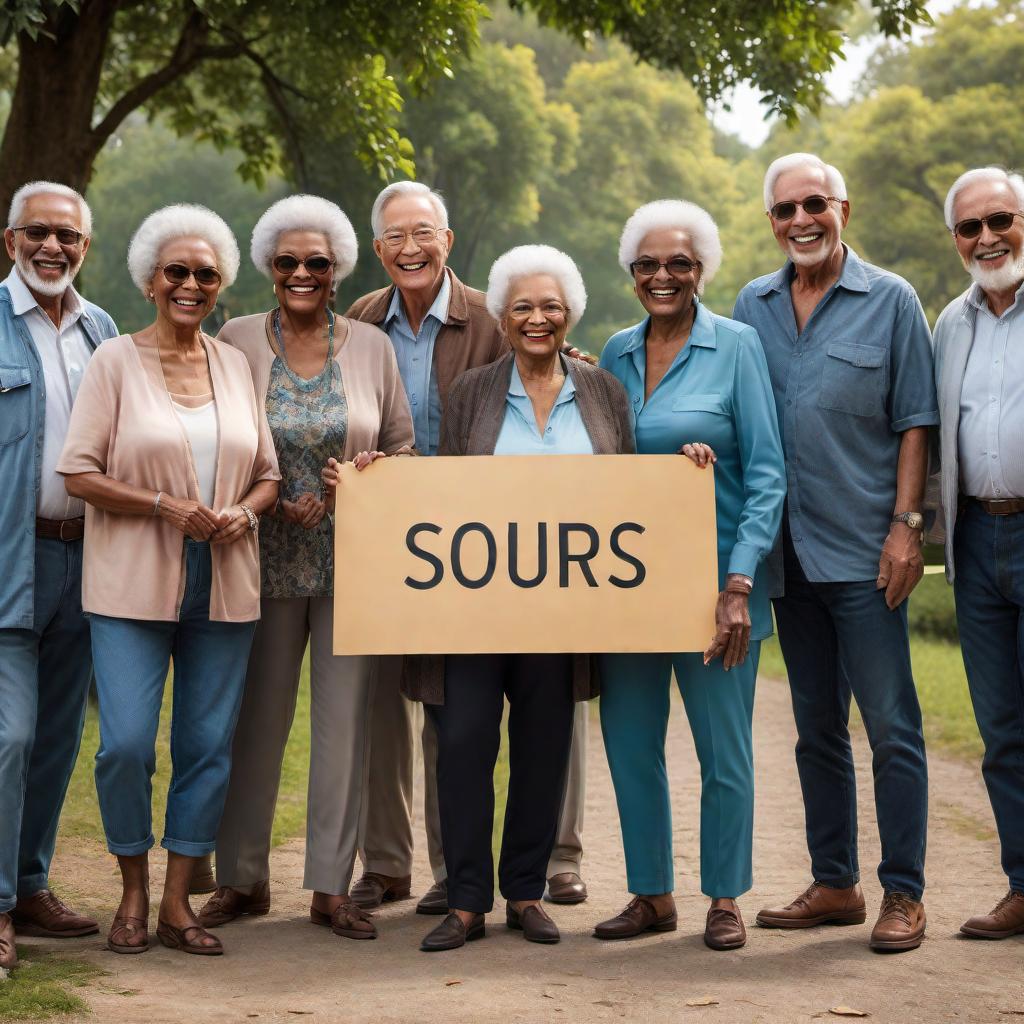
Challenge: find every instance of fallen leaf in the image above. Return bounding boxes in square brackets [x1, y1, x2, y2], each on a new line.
[445, 979, 462, 987]
[687, 997, 719, 1007]
[287, 1013, 313, 1017]
[829, 1009, 870, 1018]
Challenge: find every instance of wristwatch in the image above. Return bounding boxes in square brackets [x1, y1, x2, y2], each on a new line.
[891, 511, 924, 530]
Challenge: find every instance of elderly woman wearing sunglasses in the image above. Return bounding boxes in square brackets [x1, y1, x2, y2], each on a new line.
[58, 205, 280, 956]
[193, 195, 414, 942]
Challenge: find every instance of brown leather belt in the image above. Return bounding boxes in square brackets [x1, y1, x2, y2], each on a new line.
[35, 516, 85, 541]
[968, 497, 1024, 516]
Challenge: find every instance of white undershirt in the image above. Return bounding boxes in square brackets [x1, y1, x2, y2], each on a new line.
[171, 399, 219, 508]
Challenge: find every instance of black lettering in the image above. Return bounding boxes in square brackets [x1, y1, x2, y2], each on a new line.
[508, 522, 548, 588]
[558, 523, 599, 588]
[404, 523, 444, 590]
[608, 522, 646, 588]
[451, 522, 497, 589]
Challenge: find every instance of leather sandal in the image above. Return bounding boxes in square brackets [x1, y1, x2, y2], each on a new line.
[329, 901, 377, 940]
[108, 914, 150, 954]
[156, 918, 223, 956]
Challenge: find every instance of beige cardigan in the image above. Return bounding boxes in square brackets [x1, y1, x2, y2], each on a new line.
[57, 333, 280, 622]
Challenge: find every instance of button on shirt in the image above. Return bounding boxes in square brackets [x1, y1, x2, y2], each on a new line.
[383, 272, 449, 457]
[732, 247, 938, 584]
[4, 268, 91, 519]
[958, 281, 1024, 499]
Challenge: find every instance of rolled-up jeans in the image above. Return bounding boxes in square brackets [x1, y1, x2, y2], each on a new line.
[89, 540, 256, 857]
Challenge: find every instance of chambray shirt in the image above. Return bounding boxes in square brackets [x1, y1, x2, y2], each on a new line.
[958, 280, 1024, 499]
[733, 246, 938, 588]
[383, 272, 449, 456]
[493, 358, 594, 455]
[600, 302, 786, 641]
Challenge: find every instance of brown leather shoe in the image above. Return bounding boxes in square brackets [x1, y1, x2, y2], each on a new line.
[869, 892, 926, 952]
[0, 912, 18, 970]
[156, 918, 223, 956]
[420, 912, 485, 952]
[593, 896, 677, 940]
[108, 914, 149, 954]
[704, 903, 746, 950]
[11, 890, 99, 938]
[350, 872, 412, 909]
[547, 872, 588, 904]
[189, 854, 217, 895]
[507, 902, 560, 943]
[961, 890, 1024, 940]
[756, 882, 866, 929]
[416, 879, 449, 915]
[197, 881, 270, 928]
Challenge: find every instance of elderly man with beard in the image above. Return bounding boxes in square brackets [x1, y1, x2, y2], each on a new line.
[0, 182, 117, 969]
[733, 153, 937, 953]
[932, 166, 1024, 940]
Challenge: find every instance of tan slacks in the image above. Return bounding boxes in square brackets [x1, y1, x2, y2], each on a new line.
[214, 596, 373, 896]
[358, 656, 586, 881]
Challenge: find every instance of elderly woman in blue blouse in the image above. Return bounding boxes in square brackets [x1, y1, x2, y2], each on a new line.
[594, 200, 786, 951]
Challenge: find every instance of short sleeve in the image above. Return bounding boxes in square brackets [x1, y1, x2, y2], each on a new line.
[889, 287, 939, 433]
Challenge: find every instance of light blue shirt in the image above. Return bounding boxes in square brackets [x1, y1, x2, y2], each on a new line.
[384, 272, 449, 456]
[493, 358, 594, 455]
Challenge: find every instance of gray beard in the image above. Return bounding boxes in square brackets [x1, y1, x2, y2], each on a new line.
[16, 252, 80, 298]
[968, 252, 1024, 295]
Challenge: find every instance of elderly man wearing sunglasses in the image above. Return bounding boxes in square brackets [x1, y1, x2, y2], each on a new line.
[733, 152, 938, 953]
[932, 166, 1024, 941]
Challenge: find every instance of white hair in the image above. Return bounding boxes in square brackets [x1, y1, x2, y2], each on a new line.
[127, 204, 240, 295]
[250, 194, 358, 281]
[486, 244, 587, 328]
[763, 153, 848, 211]
[618, 200, 722, 295]
[8, 180, 92, 237]
[370, 180, 448, 238]
[944, 166, 1024, 230]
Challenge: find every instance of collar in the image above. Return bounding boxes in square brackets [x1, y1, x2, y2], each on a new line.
[508, 354, 576, 403]
[616, 299, 717, 355]
[384, 267, 453, 330]
[3, 266, 83, 322]
[753, 244, 870, 297]
[965, 277, 1024, 318]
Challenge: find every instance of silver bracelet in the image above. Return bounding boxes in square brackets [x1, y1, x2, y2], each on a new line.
[239, 503, 259, 533]
[153, 491, 163, 515]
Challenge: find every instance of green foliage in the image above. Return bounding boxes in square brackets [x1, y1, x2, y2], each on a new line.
[908, 572, 959, 643]
[0, 0, 76, 44]
[0, 952, 102, 1021]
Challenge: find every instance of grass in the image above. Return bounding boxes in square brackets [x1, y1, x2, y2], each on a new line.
[0, 953, 105, 1022]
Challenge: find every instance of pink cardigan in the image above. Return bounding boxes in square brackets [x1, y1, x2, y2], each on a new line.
[57, 333, 280, 622]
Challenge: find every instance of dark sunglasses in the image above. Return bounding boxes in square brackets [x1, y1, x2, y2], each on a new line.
[159, 263, 222, 287]
[768, 195, 841, 221]
[13, 223, 85, 246]
[952, 211, 1024, 239]
[272, 254, 335, 275]
[630, 256, 700, 277]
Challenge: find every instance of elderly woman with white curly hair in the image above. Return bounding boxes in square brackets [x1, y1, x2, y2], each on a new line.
[192, 194, 413, 943]
[57, 205, 280, 957]
[593, 200, 785, 951]
[404, 244, 634, 953]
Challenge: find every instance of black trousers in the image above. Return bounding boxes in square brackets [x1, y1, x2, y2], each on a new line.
[425, 653, 576, 914]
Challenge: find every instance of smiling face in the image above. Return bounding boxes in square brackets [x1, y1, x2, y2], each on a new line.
[150, 236, 221, 330]
[373, 194, 452, 299]
[501, 273, 569, 360]
[632, 227, 701, 320]
[272, 229, 334, 317]
[769, 165, 848, 268]
[952, 178, 1024, 294]
[4, 192, 90, 299]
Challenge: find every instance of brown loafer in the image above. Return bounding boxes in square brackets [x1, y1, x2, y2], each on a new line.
[350, 872, 412, 910]
[756, 881, 866, 929]
[108, 914, 149, 954]
[704, 904, 746, 950]
[198, 881, 270, 928]
[0, 912, 19, 970]
[546, 872, 588, 905]
[961, 890, 1024, 940]
[594, 896, 677, 940]
[869, 893, 925, 952]
[11, 889, 99, 938]
[416, 879, 449, 915]
[189, 854, 217, 895]
[507, 902, 560, 943]
[421, 912, 485, 952]
[156, 918, 223, 956]
[326, 900, 377, 940]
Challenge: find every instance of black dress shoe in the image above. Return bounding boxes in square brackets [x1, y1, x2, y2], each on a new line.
[421, 912, 485, 952]
[507, 902, 560, 944]
[417, 879, 449, 916]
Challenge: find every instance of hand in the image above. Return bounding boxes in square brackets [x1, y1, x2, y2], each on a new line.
[353, 450, 386, 471]
[210, 505, 251, 545]
[157, 496, 224, 541]
[678, 442, 717, 469]
[280, 493, 316, 525]
[876, 523, 924, 609]
[294, 492, 326, 530]
[564, 345, 598, 365]
[703, 574, 753, 670]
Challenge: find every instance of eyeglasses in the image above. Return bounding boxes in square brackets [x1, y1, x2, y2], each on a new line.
[379, 226, 444, 250]
[272, 254, 335, 275]
[12, 224, 85, 246]
[952, 211, 1024, 239]
[508, 301, 568, 320]
[630, 256, 700, 278]
[768, 195, 842, 221]
[158, 263, 222, 287]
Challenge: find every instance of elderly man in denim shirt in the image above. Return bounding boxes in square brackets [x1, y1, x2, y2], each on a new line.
[733, 153, 937, 953]
[0, 182, 117, 969]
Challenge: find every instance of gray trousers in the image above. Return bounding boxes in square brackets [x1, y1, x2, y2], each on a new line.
[358, 656, 586, 881]
[214, 596, 372, 896]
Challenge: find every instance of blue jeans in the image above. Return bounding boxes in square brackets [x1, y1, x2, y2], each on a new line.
[773, 535, 928, 900]
[89, 541, 255, 857]
[0, 538, 92, 913]
[953, 503, 1024, 892]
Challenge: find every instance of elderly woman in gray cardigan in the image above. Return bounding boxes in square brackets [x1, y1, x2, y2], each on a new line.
[407, 245, 634, 953]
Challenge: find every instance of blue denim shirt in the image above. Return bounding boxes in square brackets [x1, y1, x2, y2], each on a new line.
[0, 283, 117, 628]
[732, 247, 938, 590]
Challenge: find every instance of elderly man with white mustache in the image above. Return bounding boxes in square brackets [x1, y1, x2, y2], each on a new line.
[0, 181, 117, 970]
[932, 166, 1024, 941]
[733, 153, 937, 953]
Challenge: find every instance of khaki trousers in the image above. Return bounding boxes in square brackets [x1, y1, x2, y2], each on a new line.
[358, 656, 586, 881]
[214, 596, 373, 896]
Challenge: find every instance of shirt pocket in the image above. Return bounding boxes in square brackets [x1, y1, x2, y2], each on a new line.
[0, 365, 32, 447]
[818, 342, 886, 417]
[671, 393, 728, 415]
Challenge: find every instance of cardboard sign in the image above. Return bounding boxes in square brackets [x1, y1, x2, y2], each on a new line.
[333, 454, 718, 655]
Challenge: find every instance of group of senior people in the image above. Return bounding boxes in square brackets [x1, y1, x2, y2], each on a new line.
[2, 150, 1023, 969]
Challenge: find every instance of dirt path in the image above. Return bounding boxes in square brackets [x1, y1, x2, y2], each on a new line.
[20, 675, 1024, 1024]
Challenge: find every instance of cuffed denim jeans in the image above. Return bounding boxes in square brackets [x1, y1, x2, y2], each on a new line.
[773, 536, 928, 901]
[89, 541, 255, 857]
[953, 502, 1024, 892]
[0, 538, 91, 913]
